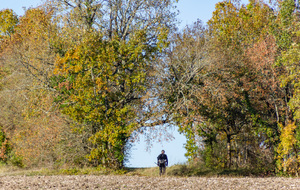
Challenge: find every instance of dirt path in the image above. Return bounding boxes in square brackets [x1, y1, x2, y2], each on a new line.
[0, 175, 299, 189]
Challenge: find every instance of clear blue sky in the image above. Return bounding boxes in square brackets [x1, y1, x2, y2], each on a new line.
[1, 0, 249, 168]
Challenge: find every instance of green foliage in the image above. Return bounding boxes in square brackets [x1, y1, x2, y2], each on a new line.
[201, 142, 227, 169]
[280, 27, 300, 119]
[179, 125, 199, 161]
[270, 0, 295, 50]
[0, 9, 18, 38]
[49, 0, 177, 169]
[53, 28, 163, 168]
[279, 0, 295, 26]
[0, 126, 11, 163]
[8, 152, 24, 168]
[55, 36, 134, 167]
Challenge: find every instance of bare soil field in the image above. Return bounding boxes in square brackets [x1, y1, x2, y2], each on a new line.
[0, 175, 299, 189]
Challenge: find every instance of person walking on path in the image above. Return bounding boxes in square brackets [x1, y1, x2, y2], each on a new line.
[157, 150, 168, 176]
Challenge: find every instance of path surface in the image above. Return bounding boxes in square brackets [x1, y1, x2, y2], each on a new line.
[0, 175, 299, 189]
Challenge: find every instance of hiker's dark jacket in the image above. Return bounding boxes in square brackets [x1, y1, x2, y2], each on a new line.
[157, 153, 168, 167]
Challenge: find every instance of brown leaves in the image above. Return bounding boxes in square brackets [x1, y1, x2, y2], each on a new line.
[246, 36, 277, 71]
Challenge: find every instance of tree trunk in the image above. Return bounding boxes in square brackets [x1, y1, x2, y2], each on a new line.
[283, 155, 287, 174]
[227, 134, 232, 169]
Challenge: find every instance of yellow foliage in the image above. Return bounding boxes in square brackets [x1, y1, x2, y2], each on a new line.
[276, 122, 300, 175]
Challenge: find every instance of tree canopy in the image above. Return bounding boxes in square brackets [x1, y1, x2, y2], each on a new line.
[1, 0, 300, 175]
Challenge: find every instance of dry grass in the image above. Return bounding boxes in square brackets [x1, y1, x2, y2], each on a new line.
[0, 175, 300, 189]
[0, 165, 299, 189]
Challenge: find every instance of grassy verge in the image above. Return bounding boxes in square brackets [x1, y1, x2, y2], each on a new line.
[0, 163, 126, 176]
[0, 162, 275, 177]
[127, 164, 276, 177]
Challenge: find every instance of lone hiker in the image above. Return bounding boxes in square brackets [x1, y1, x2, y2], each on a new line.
[157, 150, 168, 176]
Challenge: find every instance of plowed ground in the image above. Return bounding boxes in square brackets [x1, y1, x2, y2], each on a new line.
[0, 175, 300, 189]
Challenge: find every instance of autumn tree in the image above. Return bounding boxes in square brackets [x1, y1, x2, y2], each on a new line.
[275, 0, 300, 174]
[51, 0, 178, 168]
[160, 0, 286, 171]
[197, 0, 277, 169]
[0, 8, 19, 164]
[155, 20, 208, 162]
[0, 6, 84, 167]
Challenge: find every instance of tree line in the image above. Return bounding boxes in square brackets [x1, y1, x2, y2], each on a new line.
[0, 0, 300, 175]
